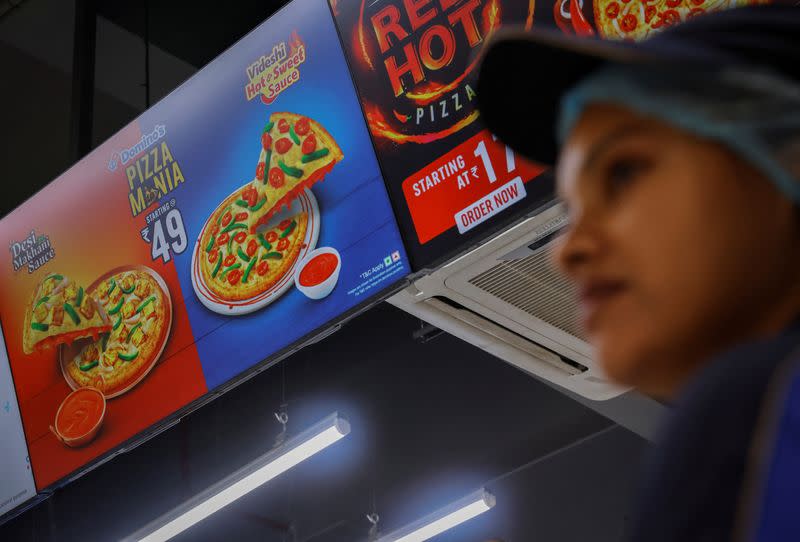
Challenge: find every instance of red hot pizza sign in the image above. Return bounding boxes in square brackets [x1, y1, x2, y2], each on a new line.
[340, 0, 534, 145]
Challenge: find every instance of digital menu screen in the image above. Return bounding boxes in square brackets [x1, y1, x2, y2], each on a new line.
[330, 0, 555, 269]
[0, 0, 408, 495]
[0, 323, 37, 520]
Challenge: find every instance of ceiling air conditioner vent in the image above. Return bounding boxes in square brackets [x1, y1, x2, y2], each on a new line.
[468, 243, 586, 342]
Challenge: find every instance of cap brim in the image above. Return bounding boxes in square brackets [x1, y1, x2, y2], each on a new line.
[476, 28, 682, 166]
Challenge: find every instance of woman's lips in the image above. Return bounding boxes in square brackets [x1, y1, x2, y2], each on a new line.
[578, 279, 628, 331]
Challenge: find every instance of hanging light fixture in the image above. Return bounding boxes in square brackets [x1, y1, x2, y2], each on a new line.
[375, 488, 496, 542]
[124, 412, 350, 542]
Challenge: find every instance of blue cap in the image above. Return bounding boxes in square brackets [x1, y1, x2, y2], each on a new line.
[476, 3, 800, 166]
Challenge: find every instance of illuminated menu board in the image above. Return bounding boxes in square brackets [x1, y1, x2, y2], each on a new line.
[0, 0, 408, 497]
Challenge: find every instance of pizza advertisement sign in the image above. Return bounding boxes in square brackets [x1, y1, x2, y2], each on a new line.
[329, 0, 764, 268]
[0, 0, 408, 493]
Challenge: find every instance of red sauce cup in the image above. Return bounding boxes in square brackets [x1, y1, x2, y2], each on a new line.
[294, 247, 341, 300]
[50, 387, 106, 448]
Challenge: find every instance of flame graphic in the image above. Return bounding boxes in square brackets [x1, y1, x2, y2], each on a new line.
[526, 0, 536, 29]
[357, 0, 374, 70]
[365, 102, 480, 144]
[329, 0, 340, 17]
[405, 0, 502, 105]
[289, 30, 304, 53]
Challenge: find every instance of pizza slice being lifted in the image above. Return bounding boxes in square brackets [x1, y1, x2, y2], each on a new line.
[248, 112, 343, 228]
[23, 273, 111, 354]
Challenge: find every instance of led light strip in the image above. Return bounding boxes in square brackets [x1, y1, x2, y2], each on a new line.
[377, 489, 496, 542]
[124, 413, 350, 542]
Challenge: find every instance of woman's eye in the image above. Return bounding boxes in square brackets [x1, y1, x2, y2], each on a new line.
[605, 157, 650, 195]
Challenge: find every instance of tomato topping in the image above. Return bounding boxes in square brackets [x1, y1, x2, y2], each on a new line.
[210, 223, 220, 236]
[266, 231, 278, 243]
[688, 7, 705, 17]
[246, 239, 258, 257]
[661, 9, 680, 25]
[620, 13, 637, 32]
[278, 118, 290, 133]
[275, 138, 292, 154]
[644, 5, 657, 22]
[269, 167, 285, 188]
[605, 2, 620, 18]
[277, 238, 290, 251]
[690, 0, 703, 4]
[241, 186, 258, 207]
[294, 117, 310, 135]
[235, 212, 248, 222]
[301, 134, 317, 155]
[227, 269, 243, 285]
[223, 254, 236, 267]
[278, 219, 292, 230]
[621, 0, 630, 3]
[256, 162, 266, 181]
[234, 231, 247, 243]
[257, 261, 270, 276]
[217, 232, 230, 246]
[261, 132, 272, 150]
[666, 0, 681, 7]
[221, 211, 232, 227]
[208, 248, 219, 264]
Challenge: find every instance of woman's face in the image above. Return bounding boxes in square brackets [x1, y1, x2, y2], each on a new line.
[554, 104, 799, 398]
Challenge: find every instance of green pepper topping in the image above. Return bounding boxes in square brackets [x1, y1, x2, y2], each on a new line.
[135, 296, 156, 314]
[263, 121, 274, 133]
[262, 150, 272, 184]
[63, 303, 80, 325]
[108, 297, 124, 315]
[279, 220, 297, 239]
[205, 235, 216, 253]
[250, 197, 267, 212]
[237, 247, 251, 262]
[220, 263, 242, 279]
[235, 199, 250, 208]
[278, 160, 303, 178]
[79, 360, 99, 372]
[31, 322, 49, 332]
[289, 124, 301, 145]
[118, 348, 139, 362]
[211, 255, 223, 278]
[257, 233, 272, 251]
[216, 207, 229, 225]
[112, 314, 123, 331]
[126, 322, 143, 343]
[34, 296, 50, 309]
[107, 278, 117, 296]
[75, 286, 84, 308]
[120, 281, 135, 295]
[45, 274, 64, 282]
[101, 332, 110, 352]
[221, 222, 247, 234]
[242, 256, 257, 283]
[227, 233, 234, 253]
[301, 148, 330, 163]
[262, 252, 283, 260]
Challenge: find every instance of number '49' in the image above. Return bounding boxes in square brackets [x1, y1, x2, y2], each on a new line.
[151, 209, 187, 263]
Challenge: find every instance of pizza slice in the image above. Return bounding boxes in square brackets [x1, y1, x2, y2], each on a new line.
[199, 193, 309, 302]
[23, 273, 111, 354]
[250, 112, 343, 228]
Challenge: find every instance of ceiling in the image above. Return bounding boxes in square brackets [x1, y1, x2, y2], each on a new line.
[0, 1, 652, 540]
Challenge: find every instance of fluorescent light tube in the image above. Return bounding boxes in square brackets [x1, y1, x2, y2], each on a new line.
[377, 489, 496, 542]
[125, 413, 350, 542]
